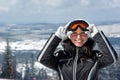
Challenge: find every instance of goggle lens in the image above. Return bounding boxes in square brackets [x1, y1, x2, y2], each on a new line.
[71, 23, 88, 30]
[70, 22, 89, 31]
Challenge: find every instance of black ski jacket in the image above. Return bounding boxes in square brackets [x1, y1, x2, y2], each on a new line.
[37, 31, 118, 80]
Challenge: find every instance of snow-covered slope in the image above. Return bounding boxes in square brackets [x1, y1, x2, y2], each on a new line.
[0, 40, 47, 52]
[97, 23, 120, 37]
[0, 23, 120, 52]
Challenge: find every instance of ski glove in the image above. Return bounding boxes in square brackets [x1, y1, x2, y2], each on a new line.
[55, 26, 68, 40]
[87, 24, 99, 37]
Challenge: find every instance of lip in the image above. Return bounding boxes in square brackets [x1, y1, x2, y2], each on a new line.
[75, 41, 83, 45]
[76, 39, 83, 42]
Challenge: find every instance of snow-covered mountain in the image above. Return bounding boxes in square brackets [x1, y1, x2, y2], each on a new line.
[97, 23, 120, 37]
[0, 23, 120, 52]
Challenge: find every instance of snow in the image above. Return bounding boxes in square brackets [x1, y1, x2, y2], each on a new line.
[15, 61, 48, 78]
[97, 24, 120, 37]
[34, 61, 46, 69]
[0, 39, 47, 52]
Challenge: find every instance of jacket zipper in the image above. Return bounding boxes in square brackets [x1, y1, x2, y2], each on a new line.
[73, 47, 79, 80]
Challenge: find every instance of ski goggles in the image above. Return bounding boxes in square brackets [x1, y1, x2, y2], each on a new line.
[67, 20, 89, 32]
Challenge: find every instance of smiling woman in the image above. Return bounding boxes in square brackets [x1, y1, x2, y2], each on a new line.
[37, 19, 118, 80]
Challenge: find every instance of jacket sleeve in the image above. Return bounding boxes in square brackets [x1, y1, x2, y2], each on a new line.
[93, 31, 118, 69]
[37, 33, 62, 71]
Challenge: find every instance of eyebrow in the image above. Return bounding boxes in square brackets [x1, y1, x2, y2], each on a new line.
[73, 30, 85, 33]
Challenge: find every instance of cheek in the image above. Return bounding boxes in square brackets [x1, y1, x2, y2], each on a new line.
[79, 34, 88, 40]
[70, 35, 76, 42]
[83, 36, 89, 42]
[70, 38, 76, 46]
[70, 36, 76, 42]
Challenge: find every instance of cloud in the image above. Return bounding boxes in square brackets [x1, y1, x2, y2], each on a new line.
[79, 0, 90, 6]
[0, 6, 9, 13]
[45, 0, 63, 7]
[0, 0, 17, 13]
[0, 0, 17, 6]
[109, 0, 120, 8]
[26, 0, 120, 15]
[0, 0, 120, 23]
[0, 0, 120, 14]
[23, 0, 91, 15]
[89, 0, 120, 8]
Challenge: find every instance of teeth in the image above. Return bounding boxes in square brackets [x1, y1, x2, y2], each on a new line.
[77, 40, 82, 42]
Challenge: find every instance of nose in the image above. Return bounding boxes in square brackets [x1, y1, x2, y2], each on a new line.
[76, 34, 82, 39]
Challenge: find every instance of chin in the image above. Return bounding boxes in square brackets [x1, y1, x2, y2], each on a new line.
[75, 44, 83, 47]
[74, 42, 84, 47]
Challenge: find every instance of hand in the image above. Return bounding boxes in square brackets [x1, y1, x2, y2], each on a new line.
[55, 26, 68, 40]
[87, 24, 99, 37]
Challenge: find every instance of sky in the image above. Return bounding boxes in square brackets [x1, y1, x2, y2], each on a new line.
[0, 0, 120, 24]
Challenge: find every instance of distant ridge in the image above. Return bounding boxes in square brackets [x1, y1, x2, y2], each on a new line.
[94, 20, 120, 26]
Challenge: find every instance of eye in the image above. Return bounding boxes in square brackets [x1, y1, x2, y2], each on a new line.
[71, 32, 77, 36]
[81, 32, 86, 35]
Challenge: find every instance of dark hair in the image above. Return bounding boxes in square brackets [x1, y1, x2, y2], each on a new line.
[61, 38, 95, 59]
[82, 38, 95, 59]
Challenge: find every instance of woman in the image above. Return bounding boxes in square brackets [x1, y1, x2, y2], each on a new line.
[37, 19, 118, 80]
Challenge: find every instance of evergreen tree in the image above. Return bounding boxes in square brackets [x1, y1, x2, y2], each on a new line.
[0, 39, 16, 79]
[24, 60, 31, 80]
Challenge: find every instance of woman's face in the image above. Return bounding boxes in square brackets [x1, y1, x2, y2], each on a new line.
[70, 28, 88, 47]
